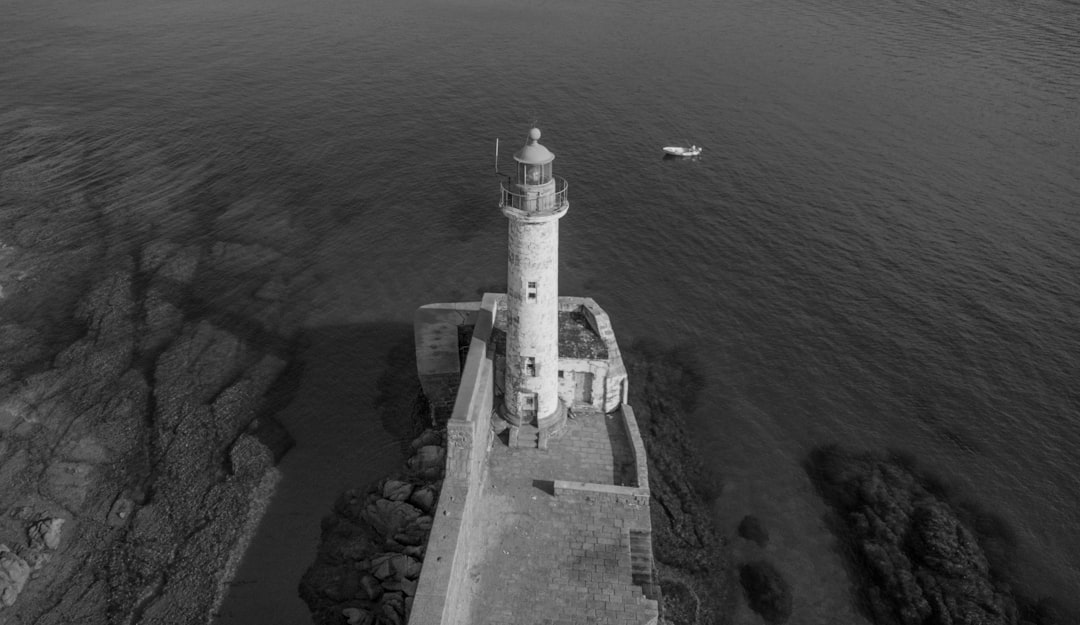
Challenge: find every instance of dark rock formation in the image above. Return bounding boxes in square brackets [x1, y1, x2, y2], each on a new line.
[300, 426, 442, 625]
[623, 340, 735, 625]
[805, 445, 1077, 625]
[737, 514, 769, 548]
[739, 560, 792, 624]
[0, 112, 317, 623]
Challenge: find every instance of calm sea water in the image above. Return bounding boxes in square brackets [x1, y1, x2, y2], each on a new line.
[2, 0, 1078, 622]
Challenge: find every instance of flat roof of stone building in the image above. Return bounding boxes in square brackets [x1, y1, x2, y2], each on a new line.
[461, 407, 657, 625]
[492, 308, 609, 360]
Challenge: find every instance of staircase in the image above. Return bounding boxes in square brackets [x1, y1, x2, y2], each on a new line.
[508, 423, 541, 449]
[629, 530, 661, 602]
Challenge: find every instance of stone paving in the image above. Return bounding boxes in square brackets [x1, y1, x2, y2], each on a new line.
[465, 407, 658, 625]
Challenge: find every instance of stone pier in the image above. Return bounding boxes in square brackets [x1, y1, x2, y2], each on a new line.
[409, 294, 660, 625]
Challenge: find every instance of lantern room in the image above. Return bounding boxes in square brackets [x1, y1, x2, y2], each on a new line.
[500, 128, 568, 216]
[514, 128, 554, 185]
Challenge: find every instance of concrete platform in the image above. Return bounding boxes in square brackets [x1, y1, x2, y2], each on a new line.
[463, 407, 659, 625]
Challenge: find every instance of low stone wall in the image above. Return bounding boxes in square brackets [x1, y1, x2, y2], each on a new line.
[553, 481, 649, 506]
[408, 294, 499, 625]
[620, 404, 650, 491]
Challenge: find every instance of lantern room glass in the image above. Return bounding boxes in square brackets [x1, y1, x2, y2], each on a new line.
[518, 162, 552, 185]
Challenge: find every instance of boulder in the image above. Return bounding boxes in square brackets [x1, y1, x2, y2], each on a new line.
[409, 429, 442, 451]
[381, 578, 418, 597]
[343, 607, 373, 625]
[358, 573, 383, 601]
[247, 415, 294, 463]
[0, 545, 30, 607]
[361, 500, 422, 539]
[381, 479, 414, 502]
[407, 446, 445, 474]
[227, 434, 274, 478]
[738, 514, 769, 547]
[28, 517, 65, 550]
[394, 515, 433, 547]
[381, 604, 403, 625]
[408, 486, 437, 514]
[393, 531, 425, 547]
[381, 591, 406, 618]
[370, 554, 395, 581]
[739, 560, 793, 624]
[389, 554, 421, 580]
[108, 493, 136, 527]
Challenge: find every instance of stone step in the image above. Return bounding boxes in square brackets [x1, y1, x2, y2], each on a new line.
[508, 424, 540, 448]
[627, 530, 660, 602]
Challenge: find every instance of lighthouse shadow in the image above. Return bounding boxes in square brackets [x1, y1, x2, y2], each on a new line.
[215, 321, 421, 625]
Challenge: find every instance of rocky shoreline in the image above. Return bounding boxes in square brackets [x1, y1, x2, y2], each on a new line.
[0, 111, 318, 623]
[299, 417, 445, 625]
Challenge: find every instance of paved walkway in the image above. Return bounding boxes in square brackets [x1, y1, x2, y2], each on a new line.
[465, 407, 658, 625]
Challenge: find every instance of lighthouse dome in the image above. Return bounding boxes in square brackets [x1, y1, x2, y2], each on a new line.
[513, 128, 555, 165]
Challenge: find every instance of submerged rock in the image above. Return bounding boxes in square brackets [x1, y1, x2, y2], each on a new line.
[342, 606, 373, 625]
[737, 514, 769, 548]
[739, 560, 792, 624]
[28, 517, 65, 550]
[805, 445, 1027, 625]
[0, 545, 30, 607]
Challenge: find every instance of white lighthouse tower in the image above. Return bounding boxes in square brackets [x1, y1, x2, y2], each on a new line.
[500, 128, 569, 437]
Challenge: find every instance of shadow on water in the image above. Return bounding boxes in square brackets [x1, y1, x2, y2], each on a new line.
[215, 321, 422, 625]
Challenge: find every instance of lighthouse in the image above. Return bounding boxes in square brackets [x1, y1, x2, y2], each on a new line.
[500, 128, 570, 436]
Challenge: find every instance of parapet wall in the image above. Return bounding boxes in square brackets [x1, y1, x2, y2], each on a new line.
[409, 294, 498, 625]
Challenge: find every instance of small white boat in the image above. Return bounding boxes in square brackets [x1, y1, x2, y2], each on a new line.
[662, 145, 702, 157]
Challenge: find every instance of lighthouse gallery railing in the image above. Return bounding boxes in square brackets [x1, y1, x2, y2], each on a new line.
[499, 176, 569, 213]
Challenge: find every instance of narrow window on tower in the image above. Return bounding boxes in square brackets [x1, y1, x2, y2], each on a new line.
[527, 281, 537, 301]
[558, 370, 564, 379]
[525, 357, 536, 377]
